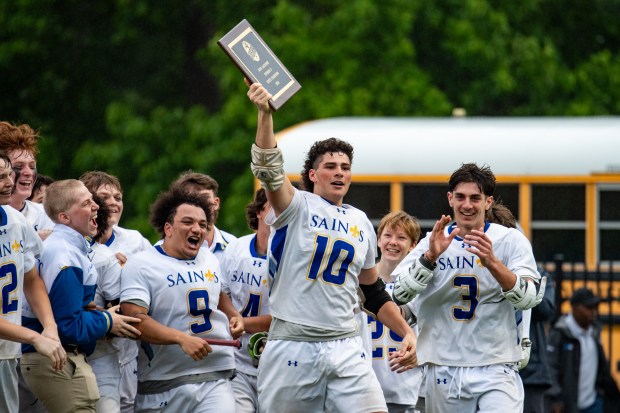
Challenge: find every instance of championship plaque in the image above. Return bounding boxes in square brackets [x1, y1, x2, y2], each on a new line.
[218, 19, 301, 111]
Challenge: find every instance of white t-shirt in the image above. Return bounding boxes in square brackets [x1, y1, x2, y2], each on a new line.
[120, 245, 234, 382]
[266, 189, 376, 332]
[219, 234, 270, 376]
[395, 222, 540, 367]
[21, 200, 55, 232]
[0, 205, 42, 359]
[105, 225, 151, 363]
[88, 242, 123, 363]
[105, 226, 152, 256]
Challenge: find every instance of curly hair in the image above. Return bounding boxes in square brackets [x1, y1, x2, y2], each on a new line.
[92, 193, 112, 242]
[0, 121, 39, 156]
[300, 137, 354, 192]
[245, 188, 268, 231]
[149, 188, 214, 236]
[448, 163, 495, 197]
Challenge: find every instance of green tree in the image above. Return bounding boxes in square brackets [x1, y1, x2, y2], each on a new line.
[2, 0, 619, 235]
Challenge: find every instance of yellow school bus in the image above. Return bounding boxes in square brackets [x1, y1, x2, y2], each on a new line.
[273, 116, 620, 382]
[275, 116, 620, 267]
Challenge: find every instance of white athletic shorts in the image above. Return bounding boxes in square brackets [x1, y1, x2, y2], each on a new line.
[120, 357, 137, 413]
[134, 379, 235, 413]
[231, 370, 258, 413]
[257, 336, 387, 413]
[89, 353, 121, 412]
[0, 359, 18, 413]
[425, 364, 524, 413]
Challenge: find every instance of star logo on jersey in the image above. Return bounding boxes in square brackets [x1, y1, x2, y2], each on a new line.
[11, 240, 21, 252]
[349, 225, 361, 239]
[205, 269, 216, 282]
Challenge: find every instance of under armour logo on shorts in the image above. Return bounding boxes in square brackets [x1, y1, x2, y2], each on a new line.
[287, 360, 298, 367]
[437, 378, 447, 384]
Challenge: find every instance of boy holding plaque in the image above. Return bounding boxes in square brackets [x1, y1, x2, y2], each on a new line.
[246, 80, 416, 413]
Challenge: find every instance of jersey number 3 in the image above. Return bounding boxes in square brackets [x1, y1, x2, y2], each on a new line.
[452, 275, 479, 321]
[307, 235, 355, 286]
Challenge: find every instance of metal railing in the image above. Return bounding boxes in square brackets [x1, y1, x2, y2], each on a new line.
[545, 254, 620, 372]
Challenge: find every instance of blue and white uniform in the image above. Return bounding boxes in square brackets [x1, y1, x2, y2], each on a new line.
[394, 222, 540, 413]
[258, 188, 385, 413]
[0, 206, 42, 413]
[369, 281, 423, 413]
[220, 234, 270, 413]
[120, 245, 235, 413]
[22, 224, 112, 353]
[19, 200, 54, 233]
[209, 226, 237, 260]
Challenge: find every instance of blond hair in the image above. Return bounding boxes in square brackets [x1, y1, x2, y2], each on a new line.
[377, 211, 421, 244]
[44, 179, 85, 223]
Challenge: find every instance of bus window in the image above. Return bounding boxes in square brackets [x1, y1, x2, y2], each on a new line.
[599, 188, 620, 262]
[532, 184, 585, 221]
[531, 184, 586, 262]
[532, 229, 585, 262]
[403, 184, 451, 232]
[494, 184, 519, 219]
[344, 183, 390, 226]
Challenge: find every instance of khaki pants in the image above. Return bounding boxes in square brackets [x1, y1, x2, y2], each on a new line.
[21, 352, 99, 413]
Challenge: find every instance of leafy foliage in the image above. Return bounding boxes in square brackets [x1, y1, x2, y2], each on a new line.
[2, 0, 618, 237]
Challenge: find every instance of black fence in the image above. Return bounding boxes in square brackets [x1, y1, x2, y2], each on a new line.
[545, 254, 620, 372]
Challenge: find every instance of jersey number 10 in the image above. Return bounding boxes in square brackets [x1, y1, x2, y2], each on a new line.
[307, 235, 355, 286]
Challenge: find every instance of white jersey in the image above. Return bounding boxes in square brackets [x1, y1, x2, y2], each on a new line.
[105, 225, 151, 364]
[395, 222, 540, 367]
[120, 245, 235, 382]
[266, 189, 376, 332]
[88, 242, 123, 362]
[209, 226, 237, 260]
[369, 281, 423, 406]
[20, 200, 55, 232]
[219, 234, 270, 376]
[105, 226, 152, 256]
[0, 206, 42, 359]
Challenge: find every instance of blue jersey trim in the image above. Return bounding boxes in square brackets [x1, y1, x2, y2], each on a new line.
[268, 225, 288, 292]
[104, 231, 116, 247]
[449, 220, 491, 241]
[249, 235, 266, 260]
[0, 206, 7, 226]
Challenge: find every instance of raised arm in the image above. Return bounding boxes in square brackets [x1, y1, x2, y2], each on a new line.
[246, 79, 295, 215]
